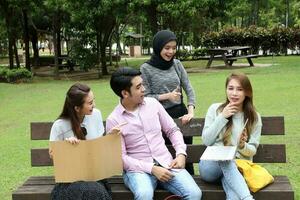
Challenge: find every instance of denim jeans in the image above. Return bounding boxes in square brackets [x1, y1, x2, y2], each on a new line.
[123, 169, 202, 200]
[199, 160, 254, 200]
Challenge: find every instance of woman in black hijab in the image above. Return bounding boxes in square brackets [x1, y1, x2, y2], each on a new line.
[140, 30, 196, 175]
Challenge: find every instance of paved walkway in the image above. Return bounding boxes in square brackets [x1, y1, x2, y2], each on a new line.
[186, 63, 272, 73]
[33, 63, 272, 80]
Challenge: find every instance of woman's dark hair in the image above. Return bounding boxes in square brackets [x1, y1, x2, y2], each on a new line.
[218, 73, 258, 146]
[59, 83, 90, 140]
[110, 67, 141, 98]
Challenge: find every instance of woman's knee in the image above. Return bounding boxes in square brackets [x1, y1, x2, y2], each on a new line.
[199, 161, 221, 182]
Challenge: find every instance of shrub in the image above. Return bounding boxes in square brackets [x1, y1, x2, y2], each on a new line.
[176, 49, 190, 61]
[0, 66, 8, 82]
[69, 41, 98, 71]
[201, 26, 300, 55]
[0, 66, 32, 83]
[191, 48, 208, 60]
[30, 56, 55, 66]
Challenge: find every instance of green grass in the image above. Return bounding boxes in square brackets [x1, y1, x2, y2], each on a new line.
[0, 56, 299, 199]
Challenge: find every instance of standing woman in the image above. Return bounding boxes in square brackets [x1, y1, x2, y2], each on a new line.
[49, 83, 112, 200]
[140, 30, 196, 174]
[199, 73, 262, 200]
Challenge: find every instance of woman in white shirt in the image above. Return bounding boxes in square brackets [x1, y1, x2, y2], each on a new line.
[49, 83, 111, 200]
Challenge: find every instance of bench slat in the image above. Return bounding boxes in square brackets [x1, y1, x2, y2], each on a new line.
[260, 116, 285, 135]
[174, 116, 284, 137]
[226, 54, 258, 60]
[253, 144, 286, 163]
[23, 175, 293, 186]
[31, 144, 286, 167]
[31, 122, 53, 140]
[31, 116, 284, 140]
[13, 176, 294, 200]
[31, 149, 53, 166]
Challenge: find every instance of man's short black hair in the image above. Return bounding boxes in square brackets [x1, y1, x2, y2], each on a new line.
[110, 67, 141, 98]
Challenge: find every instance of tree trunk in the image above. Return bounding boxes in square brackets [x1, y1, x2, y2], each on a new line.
[99, 19, 115, 75]
[22, 9, 31, 71]
[241, 17, 244, 28]
[100, 47, 108, 75]
[146, 3, 159, 36]
[8, 36, 14, 69]
[31, 29, 40, 66]
[115, 24, 123, 55]
[57, 27, 62, 64]
[4, 6, 14, 69]
[99, 31, 110, 75]
[52, 14, 59, 78]
[96, 33, 102, 78]
[13, 40, 20, 68]
[251, 0, 259, 26]
[109, 38, 112, 66]
[123, 43, 126, 55]
[285, 0, 289, 27]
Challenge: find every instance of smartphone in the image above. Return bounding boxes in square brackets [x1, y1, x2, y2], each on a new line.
[242, 118, 248, 131]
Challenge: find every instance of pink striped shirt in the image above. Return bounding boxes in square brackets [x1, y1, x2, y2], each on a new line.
[106, 97, 186, 174]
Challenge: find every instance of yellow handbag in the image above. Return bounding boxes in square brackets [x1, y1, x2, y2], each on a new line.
[235, 159, 274, 192]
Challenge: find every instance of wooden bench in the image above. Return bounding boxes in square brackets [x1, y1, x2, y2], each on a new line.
[12, 116, 294, 200]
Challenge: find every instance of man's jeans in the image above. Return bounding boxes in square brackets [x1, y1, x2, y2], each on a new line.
[123, 169, 202, 200]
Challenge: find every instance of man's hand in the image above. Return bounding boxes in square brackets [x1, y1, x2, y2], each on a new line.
[169, 154, 186, 169]
[108, 122, 127, 135]
[151, 166, 174, 182]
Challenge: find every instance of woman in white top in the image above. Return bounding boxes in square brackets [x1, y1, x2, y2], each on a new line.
[49, 83, 112, 200]
[199, 73, 262, 200]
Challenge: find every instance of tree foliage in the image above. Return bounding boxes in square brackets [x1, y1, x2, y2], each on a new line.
[1, 0, 300, 76]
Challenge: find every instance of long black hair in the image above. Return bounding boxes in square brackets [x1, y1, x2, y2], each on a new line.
[59, 83, 90, 140]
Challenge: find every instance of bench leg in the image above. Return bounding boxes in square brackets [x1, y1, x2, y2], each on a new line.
[206, 56, 214, 68]
[222, 54, 230, 67]
[247, 58, 254, 66]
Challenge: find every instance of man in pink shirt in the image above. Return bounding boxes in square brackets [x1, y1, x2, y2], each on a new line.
[106, 67, 201, 200]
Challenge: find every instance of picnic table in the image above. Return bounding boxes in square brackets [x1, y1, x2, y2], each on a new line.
[57, 55, 75, 71]
[50, 55, 76, 71]
[206, 46, 258, 68]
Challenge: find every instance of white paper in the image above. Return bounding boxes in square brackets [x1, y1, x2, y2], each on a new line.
[200, 146, 237, 161]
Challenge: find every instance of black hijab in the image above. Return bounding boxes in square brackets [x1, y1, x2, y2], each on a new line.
[146, 30, 177, 70]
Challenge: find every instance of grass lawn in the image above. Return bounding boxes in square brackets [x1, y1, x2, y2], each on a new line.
[0, 56, 299, 199]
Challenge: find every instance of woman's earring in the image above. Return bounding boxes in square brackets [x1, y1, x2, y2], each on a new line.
[74, 106, 80, 113]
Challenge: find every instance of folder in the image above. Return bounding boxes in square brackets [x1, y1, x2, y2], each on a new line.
[50, 134, 122, 183]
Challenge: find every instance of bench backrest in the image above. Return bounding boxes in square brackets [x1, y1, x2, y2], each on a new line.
[31, 116, 285, 167]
